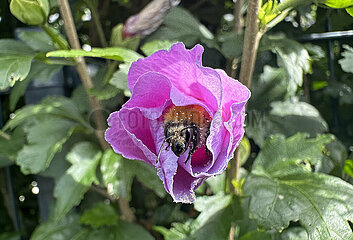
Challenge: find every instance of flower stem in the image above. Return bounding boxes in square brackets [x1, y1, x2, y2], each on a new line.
[57, 0, 135, 222]
[84, 0, 108, 47]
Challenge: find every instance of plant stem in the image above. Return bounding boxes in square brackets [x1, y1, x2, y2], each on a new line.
[84, 0, 108, 47]
[0, 130, 10, 140]
[57, 0, 135, 223]
[42, 24, 69, 50]
[239, 0, 262, 89]
[233, 0, 244, 34]
[232, 0, 262, 188]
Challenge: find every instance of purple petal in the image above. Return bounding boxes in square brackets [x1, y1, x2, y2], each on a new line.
[128, 42, 222, 114]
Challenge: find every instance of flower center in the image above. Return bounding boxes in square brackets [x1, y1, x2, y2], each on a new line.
[162, 105, 211, 163]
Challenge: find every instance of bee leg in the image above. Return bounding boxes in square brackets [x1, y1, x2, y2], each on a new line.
[184, 149, 192, 164]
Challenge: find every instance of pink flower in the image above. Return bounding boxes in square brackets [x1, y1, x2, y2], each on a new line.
[105, 43, 250, 203]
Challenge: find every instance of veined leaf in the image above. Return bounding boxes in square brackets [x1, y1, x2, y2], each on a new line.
[54, 174, 89, 221]
[3, 96, 86, 131]
[244, 134, 353, 239]
[46, 47, 143, 63]
[339, 44, 353, 73]
[100, 149, 165, 200]
[17, 118, 77, 174]
[0, 39, 35, 90]
[80, 203, 118, 228]
[30, 214, 82, 240]
[66, 142, 102, 186]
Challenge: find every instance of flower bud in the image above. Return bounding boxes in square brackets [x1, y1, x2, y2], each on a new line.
[10, 0, 49, 25]
[123, 0, 180, 38]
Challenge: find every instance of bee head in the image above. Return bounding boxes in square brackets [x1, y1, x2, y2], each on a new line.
[164, 123, 193, 157]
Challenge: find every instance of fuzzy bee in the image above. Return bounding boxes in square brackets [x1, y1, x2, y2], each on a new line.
[156, 105, 211, 164]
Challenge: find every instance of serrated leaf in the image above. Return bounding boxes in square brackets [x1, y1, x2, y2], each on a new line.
[0, 39, 35, 90]
[156, 194, 242, 240]
[261, 35, 310, 95]
[46, 47, 143, 63]
[100, 150, 165, 200]
[54, 174, 89, 221]
[249, 66, 289, 110]
[244, 134, 353, 239]
[141, 40, 175, 56]
[247, 100, 328, 147]
[80, 203, 118, 228]
[66, 142, 102, 186]
[9, 60, 63, 111]
[339, 45, 353, 73]
[3, 96, 86, 131]
[0, 126, 25, 163]
[30, 214, 82, 240]
[17, 118, 77, 174]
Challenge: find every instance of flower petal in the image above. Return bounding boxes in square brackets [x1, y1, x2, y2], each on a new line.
[128, 42, 222, 114]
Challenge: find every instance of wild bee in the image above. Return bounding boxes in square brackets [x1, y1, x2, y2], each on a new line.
[156, 105, 211, 164]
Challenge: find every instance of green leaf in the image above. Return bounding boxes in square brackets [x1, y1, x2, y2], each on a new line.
[66, 142, 102, 186]
[339, 44, 353, 73]
[9, 61, 63, 111]
[80, 203, 118, 228]
[17, 29, 55, 52]
[323, 0, 353, 8]
[0, 39, 35, 90]
[261, 34, 310, 95]
[218, 32, 244, 59]
[141, 40, 175, 56]
[109, 63, 131, 97]
[146, 7, 214, 47]
[346, 6, 353, 16]
[238, 230, 273, 240]
[54, 174, 90, 221]
[3, 96, 86, 131]
[88, 83, 120, 100]
[30, 214, 82, 240]
[156, 194, 242, 240]
[0, 232, 21, 240]
[46, 47, 143, 63]
[249, 66, 288, 110]
[247, 99, 328, 147]
[206, 172, 226, 194]
[0, 126, 25, 163]
[76, 223, 154, 240]
[100, 150, 165, 200]
[344, 159, 353, 178]
[259, 0, 279, 27]
[280, 227, 308, 240]
[244, 134, 353, 239]
[17, 118, 77, 174]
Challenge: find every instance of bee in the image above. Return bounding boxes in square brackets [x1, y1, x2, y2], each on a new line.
[156, 105, 211, 164]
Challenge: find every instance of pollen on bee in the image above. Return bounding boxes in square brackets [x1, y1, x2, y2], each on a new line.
[163, 105, 211, 128]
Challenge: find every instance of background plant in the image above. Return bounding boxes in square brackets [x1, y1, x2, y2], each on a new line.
[1, 0, 353, 239]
